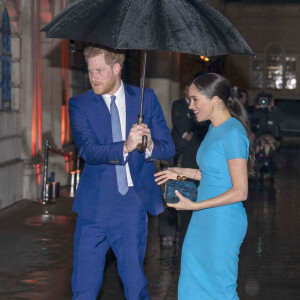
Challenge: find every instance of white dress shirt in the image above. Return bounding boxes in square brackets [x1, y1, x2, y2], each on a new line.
[102, 81, 153, 187]
[102, 81, 154, 186]
[102, 81, 134, 186]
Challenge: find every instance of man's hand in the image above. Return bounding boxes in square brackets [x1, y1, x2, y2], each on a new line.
[184, 132, 193, 142]
[124, 123, 153, 153]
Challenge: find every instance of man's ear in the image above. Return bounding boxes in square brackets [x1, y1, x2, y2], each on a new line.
[113, 63, 121, 76]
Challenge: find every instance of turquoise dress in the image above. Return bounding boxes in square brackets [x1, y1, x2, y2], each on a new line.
[179, 118, 249, 300]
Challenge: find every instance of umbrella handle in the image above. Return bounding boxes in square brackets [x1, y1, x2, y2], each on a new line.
[137, 135, 148, 152]
[137, 114, 148, 152]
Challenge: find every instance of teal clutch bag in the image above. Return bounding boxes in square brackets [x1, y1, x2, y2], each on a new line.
[164, 180, 198, 203]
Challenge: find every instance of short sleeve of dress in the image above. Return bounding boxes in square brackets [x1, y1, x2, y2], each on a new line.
[224, 126, 249, 161]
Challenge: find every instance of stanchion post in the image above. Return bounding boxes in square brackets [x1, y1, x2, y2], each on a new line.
[76, 169, 81, 190]
[41, 140, 50, 204]
[70, 171, 76, 197]
[76, 153, 80, 170]
[75, 153, 81, 191]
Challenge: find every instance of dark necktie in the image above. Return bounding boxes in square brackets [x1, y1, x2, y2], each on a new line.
[110, 95, 128, 195]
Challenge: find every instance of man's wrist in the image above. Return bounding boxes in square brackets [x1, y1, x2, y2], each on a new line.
[124, 140, 135, 153]
[147, 137, 154, 151]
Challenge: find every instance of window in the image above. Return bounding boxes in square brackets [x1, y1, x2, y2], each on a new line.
[285, 56, 297, 90]
[252, 43, 297, 90]
[266, 44, 283, 89]
[1, 8, 12, 110]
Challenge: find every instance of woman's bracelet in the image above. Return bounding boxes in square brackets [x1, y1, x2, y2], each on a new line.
[177, 175, 186, 181]
[124, 140, 134, 153]
[193, 169, 199, 180]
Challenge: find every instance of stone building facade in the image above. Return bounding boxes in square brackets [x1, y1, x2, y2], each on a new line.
[0, 0, 86, 209]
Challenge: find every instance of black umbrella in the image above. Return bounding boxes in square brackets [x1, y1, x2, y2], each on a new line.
[42, 0, 254, 151]
[42, 0, 254, 56]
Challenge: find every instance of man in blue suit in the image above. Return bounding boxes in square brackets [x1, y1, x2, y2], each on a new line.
[69, 45, 175, 300]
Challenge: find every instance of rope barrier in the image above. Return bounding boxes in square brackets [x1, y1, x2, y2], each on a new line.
[48, 145, 78, 160]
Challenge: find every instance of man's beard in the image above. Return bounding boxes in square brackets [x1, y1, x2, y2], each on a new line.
[91, 75, 117, 95]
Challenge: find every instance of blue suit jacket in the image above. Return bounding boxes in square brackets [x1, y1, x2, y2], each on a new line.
[69, 83, 175, 221]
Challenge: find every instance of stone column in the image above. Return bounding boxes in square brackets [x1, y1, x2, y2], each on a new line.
[144, 51, 180, 129]
[20, 0, 42, 201]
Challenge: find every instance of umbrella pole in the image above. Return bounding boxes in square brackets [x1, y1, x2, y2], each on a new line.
[137, 51, 148, 152]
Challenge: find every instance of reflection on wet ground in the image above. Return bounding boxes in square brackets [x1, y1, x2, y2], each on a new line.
[1, 165, 300, 299]
[25, 215, 73, 227]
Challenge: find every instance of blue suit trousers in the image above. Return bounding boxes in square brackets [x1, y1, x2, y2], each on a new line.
[72, 188, 149, 300]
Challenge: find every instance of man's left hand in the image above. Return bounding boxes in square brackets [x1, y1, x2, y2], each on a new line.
[139, 123, 153, 151]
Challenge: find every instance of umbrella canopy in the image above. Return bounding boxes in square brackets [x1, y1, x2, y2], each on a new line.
[42, 0, 254, 57]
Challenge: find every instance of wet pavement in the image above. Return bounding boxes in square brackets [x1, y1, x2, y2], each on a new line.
[1, 147, 300, 299]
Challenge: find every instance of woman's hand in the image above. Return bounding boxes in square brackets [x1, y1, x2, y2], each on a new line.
[154, 167, 182, 185]
[167, 190, 199, 210]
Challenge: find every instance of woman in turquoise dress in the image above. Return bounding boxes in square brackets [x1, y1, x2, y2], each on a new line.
[155, 73, 255, 299]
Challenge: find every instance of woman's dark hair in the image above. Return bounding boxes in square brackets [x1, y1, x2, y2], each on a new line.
[192, 73, 255, 176]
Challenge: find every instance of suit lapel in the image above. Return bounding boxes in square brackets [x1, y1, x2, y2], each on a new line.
[90, 92, 110, 117]
[88, 91, 112, 140]
[181, 98, 192, 119]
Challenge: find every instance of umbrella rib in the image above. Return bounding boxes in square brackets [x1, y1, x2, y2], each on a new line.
[180, 0, 210, 57]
